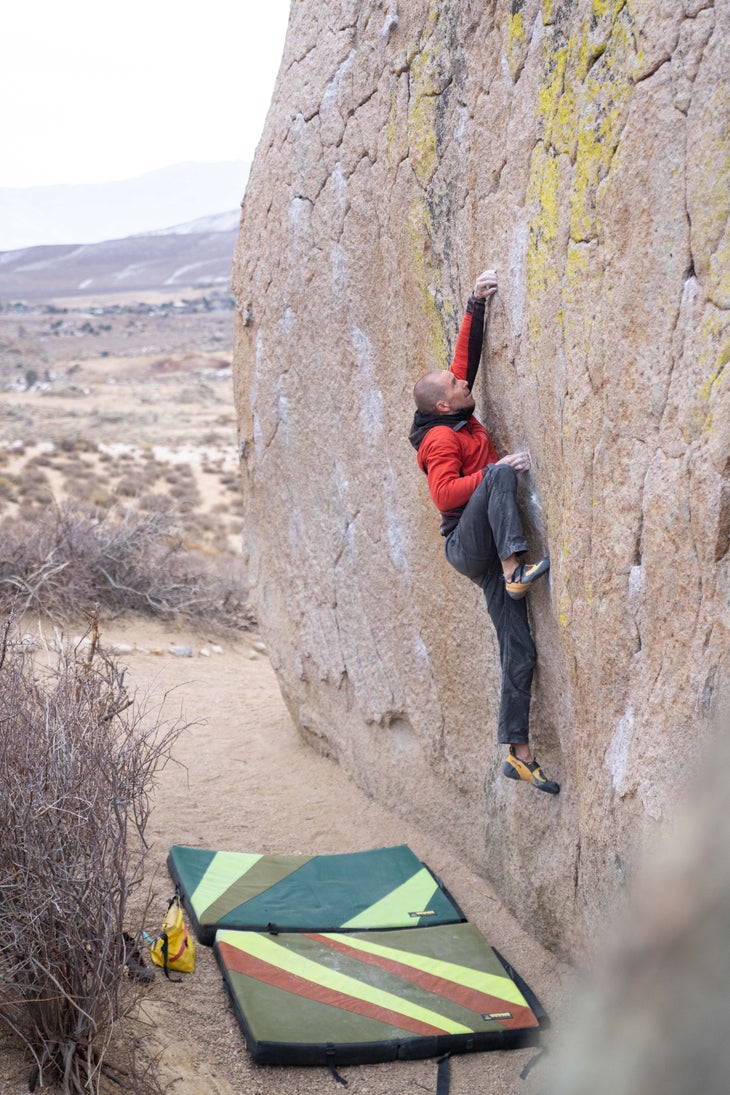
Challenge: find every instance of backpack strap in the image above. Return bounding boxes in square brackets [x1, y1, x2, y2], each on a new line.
[159, 931, 183, 983]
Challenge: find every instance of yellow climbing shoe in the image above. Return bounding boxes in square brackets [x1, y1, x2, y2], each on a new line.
[502, 747, 560, 794]
[505, 557, 550, 600]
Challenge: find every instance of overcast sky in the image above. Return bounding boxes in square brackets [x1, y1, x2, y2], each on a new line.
[0, 0, 290, 189]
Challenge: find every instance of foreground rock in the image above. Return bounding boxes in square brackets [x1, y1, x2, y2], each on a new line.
[232, 1, 729, 957]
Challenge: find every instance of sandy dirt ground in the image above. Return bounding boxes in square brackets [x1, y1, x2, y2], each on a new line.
[0, 618, 573, 1095]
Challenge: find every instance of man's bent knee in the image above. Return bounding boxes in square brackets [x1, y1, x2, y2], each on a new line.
[490, 463, 518, 490]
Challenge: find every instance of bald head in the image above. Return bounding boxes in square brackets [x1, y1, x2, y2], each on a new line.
[413, 370, 476, 416]
[413, 371, 450, 414]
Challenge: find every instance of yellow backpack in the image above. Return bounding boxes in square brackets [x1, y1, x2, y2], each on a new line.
[150, 894, 195, 980]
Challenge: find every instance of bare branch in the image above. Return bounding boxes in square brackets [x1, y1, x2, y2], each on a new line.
[0, 500, 253, 632]
[0, 618, 186, 1093]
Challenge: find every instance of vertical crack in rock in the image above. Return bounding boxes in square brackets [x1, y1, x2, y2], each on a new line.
[573, 836, 582, 895]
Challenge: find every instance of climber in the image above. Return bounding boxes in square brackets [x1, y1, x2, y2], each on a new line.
[409, 268, 559, 794]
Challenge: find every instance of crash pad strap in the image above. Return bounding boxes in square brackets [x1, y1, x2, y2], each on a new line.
[436, 1052, 451, 1095]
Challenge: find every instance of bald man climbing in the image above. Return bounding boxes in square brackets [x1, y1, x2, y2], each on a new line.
[409, 268, 559, 794]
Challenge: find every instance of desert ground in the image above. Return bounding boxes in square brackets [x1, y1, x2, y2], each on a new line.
[0, 290, 573, 1094]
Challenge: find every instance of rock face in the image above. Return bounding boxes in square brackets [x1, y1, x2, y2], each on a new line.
[231, 0, 728, 958]
[543, 715, 730, 1091]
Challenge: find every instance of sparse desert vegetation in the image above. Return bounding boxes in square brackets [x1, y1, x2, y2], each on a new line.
[0, 288, 250, 1091]
[0, 500, 251, 630]
[0, 287, 249, 630]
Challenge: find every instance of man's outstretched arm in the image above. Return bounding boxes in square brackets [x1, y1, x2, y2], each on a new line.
[451, 268, 498, 387]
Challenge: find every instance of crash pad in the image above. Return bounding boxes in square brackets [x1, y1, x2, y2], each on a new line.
[214, 921, 547, 1066]
[167, 844, 465, 945]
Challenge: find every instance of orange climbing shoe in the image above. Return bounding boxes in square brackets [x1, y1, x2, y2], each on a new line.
[505, 557, 550, 600]
[502, 747, 560, 794]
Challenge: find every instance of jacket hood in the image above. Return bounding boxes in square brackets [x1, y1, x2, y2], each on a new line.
[408, 407, 473, 451]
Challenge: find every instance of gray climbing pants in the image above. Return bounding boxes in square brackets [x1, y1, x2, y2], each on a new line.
[444, 464, 536, 745]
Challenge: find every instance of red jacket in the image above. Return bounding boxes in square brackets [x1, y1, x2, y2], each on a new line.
[409, 297, 499, 533]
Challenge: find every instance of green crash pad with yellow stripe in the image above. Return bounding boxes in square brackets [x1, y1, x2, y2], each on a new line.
[213, 922, 547, 1066]
[167, 844, 465, 945]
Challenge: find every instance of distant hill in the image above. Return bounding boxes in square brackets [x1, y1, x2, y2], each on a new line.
[0, 214, 240, 301]
[0, 162, 250, 251]
[136, 210, 241, 237]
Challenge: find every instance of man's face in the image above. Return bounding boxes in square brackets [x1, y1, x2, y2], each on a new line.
[437, 372, 475, 414]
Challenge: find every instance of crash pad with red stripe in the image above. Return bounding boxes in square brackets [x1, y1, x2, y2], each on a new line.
[213, 922, 547, 1066]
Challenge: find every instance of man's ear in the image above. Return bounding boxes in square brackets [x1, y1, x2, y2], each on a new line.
[434, 399, 450, 414]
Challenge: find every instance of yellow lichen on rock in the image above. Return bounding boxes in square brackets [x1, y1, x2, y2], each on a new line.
[407, 5, 442, 188]
[569, 18, 635, 244]
[506, 8, 527, 82]
[407, 202, 450, 366]
[526, 145, 561, 296]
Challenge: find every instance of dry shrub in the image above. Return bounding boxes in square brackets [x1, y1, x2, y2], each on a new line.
[17, 503, 45, 522]
[61, 483, 97, 510]
[171, 464, 194, 480]
[114, 476, 146, 499]
[19, 465, 51, 487]
[87, 489, 114, 511]
[174, 493, 202, 517]
[192, 513, 223, 535]
[57, 439, 96, 455]
[0, 614, 185, 1092]
[136, 491, 166, 513]
[0, 500, 251, 631]
[134, 464, 160, 490]
[52, 459, 88, 477]
[65, 462, 95, 481]
[0, 475, 19, 501]
[17, 483, 54, 507]
[162, 466, 196, 489]
[26, 453, 54, 468]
